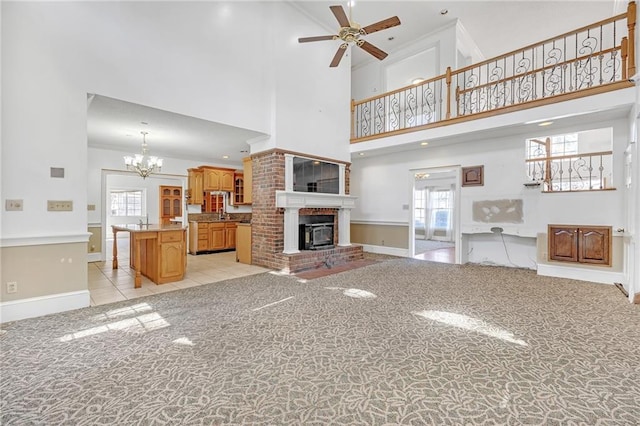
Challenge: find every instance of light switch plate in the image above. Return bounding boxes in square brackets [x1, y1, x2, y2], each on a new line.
[47, 200, 73, 211]
[5, 199, 23, 211]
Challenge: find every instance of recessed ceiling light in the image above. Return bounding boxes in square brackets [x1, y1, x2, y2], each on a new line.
[538, 121, 554, 126]
[222, 155, 229, 159]
[358, 152, 365, 156]
[420, 142, 429, 146]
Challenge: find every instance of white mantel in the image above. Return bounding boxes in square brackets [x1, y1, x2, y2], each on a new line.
[275, 191, 357, 254]
[275, 191, 357, 210]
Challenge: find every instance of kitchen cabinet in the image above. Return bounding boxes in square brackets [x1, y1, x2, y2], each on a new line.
[159, 230, 186, 282]
[209, 223, 226, 250]
[233, 173, 245, 205]
[189, 222, 210, 254]
[112, 225, 186, 287]
[187, 168, 204, 205]
[202, 167, 235, 192]
[243, 157, 253, 204]
[159, 186, 182, 225]
[236, 223, 251, 264]
[225, 222, 237, 249]
[189, 221, 238, 254]
[548, 225, 611, 266]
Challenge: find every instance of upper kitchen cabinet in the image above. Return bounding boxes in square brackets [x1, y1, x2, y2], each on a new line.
[243, 157, 252, 204]
[202, 167, 235, 192]
[187, 168, 204, 205]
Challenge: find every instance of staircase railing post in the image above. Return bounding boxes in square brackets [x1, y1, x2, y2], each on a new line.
[628, 1, 636, 77]
[350, 99, 355, 140]
[445, 67, 452, 119]
[622, 36, 629, 80]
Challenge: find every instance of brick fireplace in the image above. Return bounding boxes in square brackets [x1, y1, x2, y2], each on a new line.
[250, 150, 363, 273]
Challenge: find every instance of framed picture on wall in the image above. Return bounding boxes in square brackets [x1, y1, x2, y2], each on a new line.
[462, 165, 484, 186]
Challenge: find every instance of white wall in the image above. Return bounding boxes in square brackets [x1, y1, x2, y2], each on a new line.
[263, 3, 351, 163]
[350, 117, 629, 267]
[2, 1, 346, 239]
[1, 1, 350, 315]
[351, 22, 458, 101]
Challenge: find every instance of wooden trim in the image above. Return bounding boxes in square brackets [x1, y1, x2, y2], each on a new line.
[452, 13, 627, 75]
[634, 292, 640, 304]
[350, 81, 633, 144]
[628, 1, 636, 76]
[622, 36, 629, 80]
[525, 150, 614, 162]
[354, 74, 446, 106]
[445, 67, 452, 120]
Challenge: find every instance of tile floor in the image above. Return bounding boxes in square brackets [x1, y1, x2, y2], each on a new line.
[88, 237, 270, 306]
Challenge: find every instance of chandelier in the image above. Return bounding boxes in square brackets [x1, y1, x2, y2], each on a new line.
[124, 131, 163, 179]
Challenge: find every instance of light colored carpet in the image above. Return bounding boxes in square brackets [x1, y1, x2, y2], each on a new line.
[1, 258, 639, 424]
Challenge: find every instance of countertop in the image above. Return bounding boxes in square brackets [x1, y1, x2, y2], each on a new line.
[112, 223, 186, 232]
[189, 220, 250, 224]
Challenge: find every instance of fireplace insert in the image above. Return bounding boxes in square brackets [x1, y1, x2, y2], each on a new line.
[299, 223, 334, 250]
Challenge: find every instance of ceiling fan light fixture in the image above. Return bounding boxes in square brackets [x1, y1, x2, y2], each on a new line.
[297, 4, 401, 67]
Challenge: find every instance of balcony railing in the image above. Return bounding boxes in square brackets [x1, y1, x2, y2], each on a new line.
[525, 150, 614, 192]
[351, 2, 636, 143]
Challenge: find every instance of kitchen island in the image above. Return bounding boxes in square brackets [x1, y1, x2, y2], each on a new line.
[112, 223, 187, 288]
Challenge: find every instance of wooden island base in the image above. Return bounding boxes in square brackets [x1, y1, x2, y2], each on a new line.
[112, 224, 187, 288]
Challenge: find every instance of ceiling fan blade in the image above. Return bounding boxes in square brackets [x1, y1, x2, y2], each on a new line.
[330, 45, 347, 68]
[361, 16, 401, 35]
[358, 41, 388, 60]
[298, 35, 336, 43]
[330, 5, 350, 27]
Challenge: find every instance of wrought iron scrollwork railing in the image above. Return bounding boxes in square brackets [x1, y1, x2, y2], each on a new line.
[351, 2, 636, 142]
[525, 151, 614, 192]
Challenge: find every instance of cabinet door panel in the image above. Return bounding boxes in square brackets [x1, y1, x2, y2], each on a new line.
[160, 242, 183, 279]
[549, 226, 578, 262]
[579, 227, 611, 265]
[210, 228, 225, 250]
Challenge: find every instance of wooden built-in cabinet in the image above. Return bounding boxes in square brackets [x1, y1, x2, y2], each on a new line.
[159, 186, 182, 225]
[233, 173, 245, 205]
[187, 168, 204, 205]
[243, 157, 253, 204]
[548, 225, 611, 266]
[189, 221, 238, 254]
[202, 167, 235, 192]
[236, 223, 251, 264]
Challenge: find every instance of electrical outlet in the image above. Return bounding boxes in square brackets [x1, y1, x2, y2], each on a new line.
[47, 200, 73, 211]
[5, 199, 23, 211]
[7, 282, 17, 294]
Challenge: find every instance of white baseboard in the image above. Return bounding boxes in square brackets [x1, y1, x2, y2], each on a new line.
[0, 290, 90, 324]
[360, 244, 409, 258]
[87, 252, 102, 262]
[537, 263, 623, 285]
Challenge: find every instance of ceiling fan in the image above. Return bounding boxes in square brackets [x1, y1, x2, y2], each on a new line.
[298, 4, 401, 67]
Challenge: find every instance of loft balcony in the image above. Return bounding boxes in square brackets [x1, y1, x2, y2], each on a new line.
[351, 2, 637, 144]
